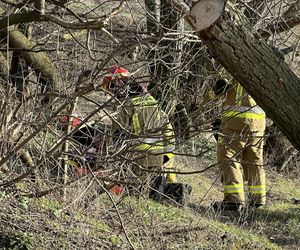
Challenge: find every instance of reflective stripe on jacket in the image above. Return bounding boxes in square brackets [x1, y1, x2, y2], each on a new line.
[112, 94, 175, 156]
[130, 95, 166, 152]
[221, 81, 266, 131]
[163, 123, 175, 159]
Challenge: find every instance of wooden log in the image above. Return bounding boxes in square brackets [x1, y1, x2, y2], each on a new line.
[171, 0, 300, 150]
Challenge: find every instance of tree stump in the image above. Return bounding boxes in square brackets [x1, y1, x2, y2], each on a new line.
[189, 0, 225, 31]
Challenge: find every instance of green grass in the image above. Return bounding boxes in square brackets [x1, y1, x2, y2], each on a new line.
[1, 151, 300, 249]
[267, 174, 300, 201]
[112, 196, 281, 249]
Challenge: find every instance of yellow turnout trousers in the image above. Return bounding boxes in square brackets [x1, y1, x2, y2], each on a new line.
[217, 127, 266, 205]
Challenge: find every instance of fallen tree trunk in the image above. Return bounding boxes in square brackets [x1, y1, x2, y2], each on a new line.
[172, 0, 300, 150]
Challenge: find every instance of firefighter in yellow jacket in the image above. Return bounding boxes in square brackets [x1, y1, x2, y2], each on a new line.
[213, 77, 266, 211]
[102, 66, 185, 200]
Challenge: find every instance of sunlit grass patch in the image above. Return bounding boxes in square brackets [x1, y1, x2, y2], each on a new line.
[267, 175, 300, 201]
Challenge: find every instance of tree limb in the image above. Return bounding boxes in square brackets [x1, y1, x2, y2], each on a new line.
[0, 0, 125, 30]
[0, 10, 106, 30]
[254, 0, 300, 37]
[7, 27, 58, 91]
[171, 0, 300, 151]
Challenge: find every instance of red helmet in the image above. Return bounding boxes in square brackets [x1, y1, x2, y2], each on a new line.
[102, 65, 130, 91]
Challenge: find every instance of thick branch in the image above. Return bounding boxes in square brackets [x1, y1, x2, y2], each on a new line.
[0, 10, 105, 31]
[173, 0, 300, 150]
[0, 0, 125, 30]
[7, 27, 58, 90]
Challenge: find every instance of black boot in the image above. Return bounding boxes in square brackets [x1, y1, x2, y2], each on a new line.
[164, 183, 192, 206]
[149, 175, 166, 201]
[212, 201, 244, 212]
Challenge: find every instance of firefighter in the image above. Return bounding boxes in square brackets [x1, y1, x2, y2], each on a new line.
[103, 65, 191, 205]
[103, 66, 168, 184]
[212, 77, 266, 211]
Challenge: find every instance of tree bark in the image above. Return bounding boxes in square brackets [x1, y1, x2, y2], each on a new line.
[0, 51, 8, 82]
[173, 0, 300, 150]
[8, 27, 58, 92]
[145, 0, 160, 35]
[9, 23, 31, 100]
[0, 7, 58, 94]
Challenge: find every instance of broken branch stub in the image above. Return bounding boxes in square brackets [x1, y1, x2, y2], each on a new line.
[189, 0, 225, 31]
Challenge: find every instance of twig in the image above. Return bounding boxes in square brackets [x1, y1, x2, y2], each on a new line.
[162, 225, 206, 235]
[0, 102, 69, 169]
[93, 177, 136, 250]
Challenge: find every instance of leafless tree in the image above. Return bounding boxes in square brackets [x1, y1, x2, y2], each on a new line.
[0, 1, 299, 247]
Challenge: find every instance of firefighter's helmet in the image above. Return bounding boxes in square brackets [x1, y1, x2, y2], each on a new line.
[102, 65, 130, 93]
[102, 65, 148, 97]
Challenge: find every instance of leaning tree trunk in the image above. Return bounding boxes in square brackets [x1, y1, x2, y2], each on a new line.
[172, 0, 300, 151]
[0, 6, 58, 93]
[9, 23, 31, 101]
[8, 27, 58, 93]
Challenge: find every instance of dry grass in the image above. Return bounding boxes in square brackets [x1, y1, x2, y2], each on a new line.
[1, 133, 300, 249]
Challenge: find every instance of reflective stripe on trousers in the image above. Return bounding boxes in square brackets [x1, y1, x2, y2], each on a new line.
[248, 185, 266, 195]
[224, 183, 244, 194]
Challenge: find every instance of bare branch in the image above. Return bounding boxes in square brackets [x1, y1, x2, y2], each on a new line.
[259, 1, 300, 38]
[0, 0, 35, 8]
[0, 11, 106, 30]
[34, 0, 45, 15]
[0, 0, 125, 31]
[240, 0, 265, 22]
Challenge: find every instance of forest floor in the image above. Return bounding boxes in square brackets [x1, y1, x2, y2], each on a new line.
[0, 134, 300, 250]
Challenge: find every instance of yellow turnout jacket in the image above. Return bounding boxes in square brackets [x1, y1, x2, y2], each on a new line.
[221, 80, 266, 131]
